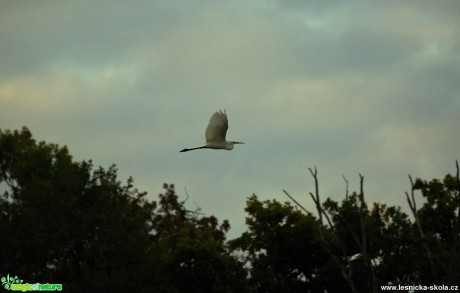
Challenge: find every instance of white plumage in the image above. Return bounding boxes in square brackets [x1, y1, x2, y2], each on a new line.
[180, 110, 244, 152]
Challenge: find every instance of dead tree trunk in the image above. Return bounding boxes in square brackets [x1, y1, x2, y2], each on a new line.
[284, 168, 381, 293]
[405, 174, 438, 282]
[285, 167, 359, 293]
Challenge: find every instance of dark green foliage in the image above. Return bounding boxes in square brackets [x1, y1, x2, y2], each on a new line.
[0, 128, 159, 291]
[153, 184, 248, 292]
[230, 172, 460, 291]
[412, 175, 460, 284]
[1, 127, 459, 292]
[229, 195, 334, 292]
[0, 128, 245, 292]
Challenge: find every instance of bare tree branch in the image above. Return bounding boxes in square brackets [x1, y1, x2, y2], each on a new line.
[309, 166, 322, 226]
[456, 160, 460, 237]
[405, 174, 437, 282]
[306, 166, 358, 293]
[182, 187, 204, 218]
[456, 159, 459, 194]
[357, 174, 378, 292]
[456, 159, 459, 181]
[282, 189, 312, 216]
[183, 187, 190, 203]
[343, 175, 349, 199]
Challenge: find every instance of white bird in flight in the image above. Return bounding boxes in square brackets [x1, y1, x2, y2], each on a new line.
[180, 110, 244, 152]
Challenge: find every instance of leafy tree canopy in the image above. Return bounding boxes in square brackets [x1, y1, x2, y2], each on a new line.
[1, 127, 459, 292]
[0, 127, 245, 292]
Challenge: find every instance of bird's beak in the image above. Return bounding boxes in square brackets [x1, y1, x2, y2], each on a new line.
[233, 141, 245, 144]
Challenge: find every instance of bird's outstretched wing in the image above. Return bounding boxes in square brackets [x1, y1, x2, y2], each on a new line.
[205, 110, 228, 142]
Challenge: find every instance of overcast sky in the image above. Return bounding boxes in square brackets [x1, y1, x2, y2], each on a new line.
[1, 1, 459, 238]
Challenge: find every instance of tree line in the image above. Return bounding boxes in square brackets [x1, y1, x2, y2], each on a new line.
[1, 127, 459, 292]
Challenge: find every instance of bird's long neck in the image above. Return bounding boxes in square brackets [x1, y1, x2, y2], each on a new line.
[180, 146, 206, 152]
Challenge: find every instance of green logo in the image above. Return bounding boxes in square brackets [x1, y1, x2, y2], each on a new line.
[1, 274, 22, 290]
[1, 274, 62, 292]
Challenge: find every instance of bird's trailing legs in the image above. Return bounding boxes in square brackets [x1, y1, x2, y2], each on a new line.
[180, 146, 206, 152]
